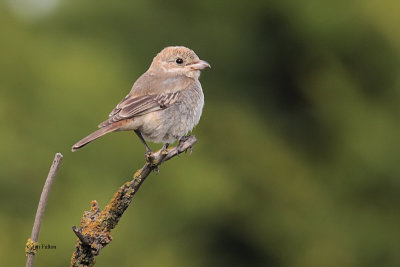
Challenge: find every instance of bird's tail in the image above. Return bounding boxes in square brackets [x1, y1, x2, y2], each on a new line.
[71, 124, 120, 152]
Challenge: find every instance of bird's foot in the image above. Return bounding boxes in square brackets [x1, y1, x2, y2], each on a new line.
[179, 136, 194, 155]
[145, 148, 165, 174]
[145, 153, 160, 174]
[179, 135, 191, 143]
[160, 143, 169, 155]
[145, 149, 155, 164]
[144, 145, 153, 158]
[144, 144, 171, 173]
[152, 144, 169, 173]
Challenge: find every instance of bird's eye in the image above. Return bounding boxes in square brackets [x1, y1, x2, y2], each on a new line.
[176, 58, 183, 64]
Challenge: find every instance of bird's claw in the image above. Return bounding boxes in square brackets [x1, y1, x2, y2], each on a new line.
[160, 143, 169, 155]
[178, 136, 194, 155]
[184, 145, 193, 155]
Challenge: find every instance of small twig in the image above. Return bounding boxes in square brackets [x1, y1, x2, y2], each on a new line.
[70, 136, 197, 267]
[26, 153, 63, 267]
[72, 226, 91, 246]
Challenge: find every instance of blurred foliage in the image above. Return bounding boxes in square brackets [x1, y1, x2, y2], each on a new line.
[1, 0, 400, 266]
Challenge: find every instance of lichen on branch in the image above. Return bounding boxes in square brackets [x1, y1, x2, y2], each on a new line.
[70, 135, 197, 267]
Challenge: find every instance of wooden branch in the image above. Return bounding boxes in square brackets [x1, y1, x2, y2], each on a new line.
[70, 136, 197, 267]
[26, 153, 63, 267]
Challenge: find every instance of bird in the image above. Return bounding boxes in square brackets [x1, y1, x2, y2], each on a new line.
[71, 46, 210, 153]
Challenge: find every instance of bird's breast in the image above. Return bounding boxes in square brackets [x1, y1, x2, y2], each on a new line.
[140, 82, 204, 144]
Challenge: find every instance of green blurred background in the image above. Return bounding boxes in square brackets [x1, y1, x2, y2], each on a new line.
[1, 0, 400, 266]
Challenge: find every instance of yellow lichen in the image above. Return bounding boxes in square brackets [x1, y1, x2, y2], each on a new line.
[133, 169, 142, 179]
[25, 238, 38, 256]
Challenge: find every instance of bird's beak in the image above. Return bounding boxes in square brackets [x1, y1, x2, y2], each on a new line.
[190, 60, 211, 70]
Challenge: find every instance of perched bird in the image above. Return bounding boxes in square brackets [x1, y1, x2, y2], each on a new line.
[72, 46, 210, 153]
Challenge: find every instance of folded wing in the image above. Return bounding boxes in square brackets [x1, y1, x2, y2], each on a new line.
[98, 91, 180, 127]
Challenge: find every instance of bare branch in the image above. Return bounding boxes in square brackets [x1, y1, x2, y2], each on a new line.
[26, 153, 63, 267]
[70, 136, 197, 267]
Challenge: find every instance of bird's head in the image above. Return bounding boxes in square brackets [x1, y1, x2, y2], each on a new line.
[149, 46, 210, 79]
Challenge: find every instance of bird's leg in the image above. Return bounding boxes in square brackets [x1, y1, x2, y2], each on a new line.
[135, 130, 161, 172]
[134, 130, 152, 154]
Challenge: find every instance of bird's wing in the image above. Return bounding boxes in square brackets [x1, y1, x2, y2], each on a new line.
[98, 91, 180, 127]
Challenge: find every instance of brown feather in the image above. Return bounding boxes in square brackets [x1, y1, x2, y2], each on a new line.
[71, 123, 122, 152]
[97, 92, 179, 128]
